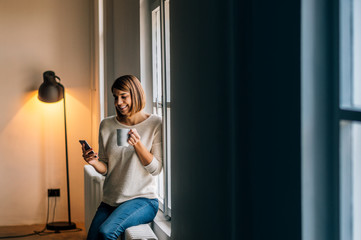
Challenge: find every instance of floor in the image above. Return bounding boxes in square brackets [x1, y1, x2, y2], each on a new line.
[0, 223, 87, 240]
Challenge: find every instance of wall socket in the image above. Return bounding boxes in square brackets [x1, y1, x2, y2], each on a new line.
[48, 188, 60, 197]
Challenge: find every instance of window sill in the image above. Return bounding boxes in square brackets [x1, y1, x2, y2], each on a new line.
[152, 210, 171, 240]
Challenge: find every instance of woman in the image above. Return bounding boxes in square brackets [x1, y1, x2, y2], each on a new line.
[82, 75, 163, 240]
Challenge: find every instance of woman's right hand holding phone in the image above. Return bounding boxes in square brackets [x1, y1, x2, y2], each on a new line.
[81, 142, 107, 175]
[81, 144, 99, 165]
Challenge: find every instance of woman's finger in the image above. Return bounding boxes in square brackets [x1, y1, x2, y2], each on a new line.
[129, 132, 140, 142]
[129, 129, 138, 138]
[90, 154, 98, 160]
[131, 136, 139, 144]
[132, 133, 140, 141]
[133, 129, 140, 139]
[130, 137, 135, 143]
[84, 148, 94, 155]
[83, 150, 96, 159]
[85, 153, 98, 162]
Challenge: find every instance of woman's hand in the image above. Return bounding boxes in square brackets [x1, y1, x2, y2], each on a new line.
[128, 128, 141, 146]
[128, 128, 153, 166]
[81, 144, 99, 165]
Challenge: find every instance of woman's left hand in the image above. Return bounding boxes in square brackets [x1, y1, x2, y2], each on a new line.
[128, 128, 141, 146]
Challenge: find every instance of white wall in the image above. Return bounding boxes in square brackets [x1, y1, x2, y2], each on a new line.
[105, 0, 140, 117]
[140, 0, 153, 114]
[0, 0, 94, 225]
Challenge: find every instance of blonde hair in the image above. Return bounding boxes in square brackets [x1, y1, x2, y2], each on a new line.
[111, 75, 146, 117]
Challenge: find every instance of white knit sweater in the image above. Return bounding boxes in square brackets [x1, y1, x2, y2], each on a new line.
[98, 114, 163, 206]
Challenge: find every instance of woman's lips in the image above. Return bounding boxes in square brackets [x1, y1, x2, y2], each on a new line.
[118, 105, 128, 112]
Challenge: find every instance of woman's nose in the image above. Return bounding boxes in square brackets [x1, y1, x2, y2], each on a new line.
[116, 98, 122, 105]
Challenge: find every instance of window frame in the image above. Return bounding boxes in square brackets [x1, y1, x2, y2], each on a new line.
[151, 0, 171, 219]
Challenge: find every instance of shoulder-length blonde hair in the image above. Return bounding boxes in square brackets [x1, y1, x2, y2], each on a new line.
[111, 75, 146, 117]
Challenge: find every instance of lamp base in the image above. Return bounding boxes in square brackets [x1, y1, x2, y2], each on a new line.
[46, 221, 77, 231]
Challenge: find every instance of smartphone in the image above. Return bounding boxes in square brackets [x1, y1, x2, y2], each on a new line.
[79, 140, 95, 155]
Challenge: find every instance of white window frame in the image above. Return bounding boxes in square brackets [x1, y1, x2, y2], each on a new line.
[151, 0, 171, 219]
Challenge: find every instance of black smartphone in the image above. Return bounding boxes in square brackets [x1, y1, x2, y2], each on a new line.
[79, 140, 95, 155]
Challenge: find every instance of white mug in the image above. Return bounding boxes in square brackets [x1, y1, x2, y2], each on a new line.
[117, 128, 130, 146]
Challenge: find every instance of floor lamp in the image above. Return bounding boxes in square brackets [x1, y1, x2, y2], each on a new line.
[38, 70, 76, 231]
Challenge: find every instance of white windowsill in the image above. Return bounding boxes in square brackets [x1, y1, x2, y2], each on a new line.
[152, 210, 171, 240]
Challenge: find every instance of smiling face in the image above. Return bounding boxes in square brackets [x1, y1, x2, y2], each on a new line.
[113, 88, 132, 117]
[111, 75, 146, 118]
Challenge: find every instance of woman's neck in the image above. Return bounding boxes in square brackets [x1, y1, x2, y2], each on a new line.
[117, 111, 150, 126]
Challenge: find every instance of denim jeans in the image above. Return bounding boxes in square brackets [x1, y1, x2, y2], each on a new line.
[87, 198, 159, 240]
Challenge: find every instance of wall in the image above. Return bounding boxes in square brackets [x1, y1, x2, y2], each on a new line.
[105, 0, 141, 117]
[139, 0, 153, 114]
[0, 0, 94, 225]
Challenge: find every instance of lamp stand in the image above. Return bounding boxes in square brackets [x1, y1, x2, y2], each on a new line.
[46, 83, 76, 232]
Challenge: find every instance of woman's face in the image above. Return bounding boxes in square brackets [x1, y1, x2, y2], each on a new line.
[113, 88, 131, 116]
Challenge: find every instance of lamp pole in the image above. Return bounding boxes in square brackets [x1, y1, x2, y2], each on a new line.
[39, 71, 76, 231]
[58, 83, 72, 224]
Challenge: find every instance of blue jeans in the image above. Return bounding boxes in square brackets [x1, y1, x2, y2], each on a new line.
[87, 198, 159, 240]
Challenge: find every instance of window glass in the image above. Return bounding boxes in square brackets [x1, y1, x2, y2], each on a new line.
[340, 121, 361, 240]
[352, 122, 361, 239]
[340, 1, 361, 239]
[341, 0, 361, 110]
[353, 1, 361, 108]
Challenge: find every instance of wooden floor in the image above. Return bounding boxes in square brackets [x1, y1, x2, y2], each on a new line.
[0, 223, 87, 240]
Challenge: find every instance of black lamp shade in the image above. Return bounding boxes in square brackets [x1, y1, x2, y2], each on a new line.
[38, 71, 64, 103]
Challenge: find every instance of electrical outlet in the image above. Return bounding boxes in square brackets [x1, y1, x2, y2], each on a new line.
[48, 188, 60, 197]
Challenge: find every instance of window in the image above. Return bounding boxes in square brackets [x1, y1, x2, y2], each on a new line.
[151, 0, 171, 218]
[340, 0, 361, 239]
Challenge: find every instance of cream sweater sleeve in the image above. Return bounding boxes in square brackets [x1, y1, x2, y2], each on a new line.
[144, 124, 163, 175]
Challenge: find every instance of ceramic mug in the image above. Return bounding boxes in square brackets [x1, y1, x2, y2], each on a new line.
[116, 128, 130, 146]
